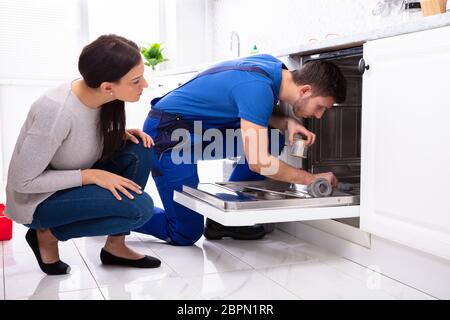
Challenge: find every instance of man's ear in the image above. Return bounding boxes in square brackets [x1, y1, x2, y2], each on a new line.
[298, 84, 312, 98]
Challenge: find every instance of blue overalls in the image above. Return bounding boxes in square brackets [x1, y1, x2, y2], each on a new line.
[133, 65, 285, 246]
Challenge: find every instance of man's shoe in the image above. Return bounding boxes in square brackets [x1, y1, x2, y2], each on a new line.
[203, 218, 266, 240]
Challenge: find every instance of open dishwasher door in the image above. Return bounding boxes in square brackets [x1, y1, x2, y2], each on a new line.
[174, 180, 359, 226]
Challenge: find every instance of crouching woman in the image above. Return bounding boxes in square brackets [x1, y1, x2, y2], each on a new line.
[4, 34, 160, 275]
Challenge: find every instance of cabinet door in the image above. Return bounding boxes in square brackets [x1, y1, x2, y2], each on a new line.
[360, 26, 450, 260]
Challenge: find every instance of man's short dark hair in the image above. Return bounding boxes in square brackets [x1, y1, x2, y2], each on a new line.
[291, 60, 347, 103]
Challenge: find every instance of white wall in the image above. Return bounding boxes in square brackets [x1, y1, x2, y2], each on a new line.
[87, 0, 160, 49]
[204, 0, 417, 61]
[156, 0, 428, 67]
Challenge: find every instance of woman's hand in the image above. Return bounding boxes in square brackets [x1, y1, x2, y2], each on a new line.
[125, 129, 155, 148]
[286, 118, 316, 146]
[81, 169, 142, 201]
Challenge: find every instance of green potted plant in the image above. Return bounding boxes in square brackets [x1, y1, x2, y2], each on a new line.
[140, 43, 168, 71]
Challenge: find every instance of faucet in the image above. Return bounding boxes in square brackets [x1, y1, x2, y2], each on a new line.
[230, 31, 240, 57]
[372, 0, 404, 16]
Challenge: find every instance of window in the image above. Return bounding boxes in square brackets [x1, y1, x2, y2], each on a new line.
[0, 0, 87, 81]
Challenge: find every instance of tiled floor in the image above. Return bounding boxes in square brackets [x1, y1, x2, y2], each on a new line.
[0, 223, 436, 300]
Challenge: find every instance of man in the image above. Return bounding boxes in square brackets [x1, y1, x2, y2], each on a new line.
[134, 54, 346, 246]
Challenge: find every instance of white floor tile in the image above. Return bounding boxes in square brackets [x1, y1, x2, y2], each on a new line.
[209, 230, 336, 269]
[135, 233, 196, 252]
[258, 260, 399, 300]
[321, 257, 436, 300]
[150, 237, 252, 277]
[3, 223, 30, 256]
[100, 276, 204, 300]
[17, 288, 104, 300]
[74, 238, 178, 287]
[133, 231, 167, 245]
[3, 223, 437, 300]
[3, 241, 98, 300]
[72, 234, 143, 249]
[183, 269, 299, 300]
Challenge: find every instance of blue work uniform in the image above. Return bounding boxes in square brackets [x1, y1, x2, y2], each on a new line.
[134, 54, 286, 245]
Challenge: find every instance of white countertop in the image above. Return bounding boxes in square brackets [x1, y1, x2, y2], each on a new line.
[153, 12, 450, 77]
[276, 11, 450, 57]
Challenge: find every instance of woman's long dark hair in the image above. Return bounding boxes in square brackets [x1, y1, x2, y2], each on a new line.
[78, 34, 141, 161]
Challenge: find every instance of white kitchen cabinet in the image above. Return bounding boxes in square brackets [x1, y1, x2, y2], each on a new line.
[360, 26, 450, 260]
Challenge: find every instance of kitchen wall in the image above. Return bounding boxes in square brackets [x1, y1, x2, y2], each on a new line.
[204, 0, 422, 61]
[88, 0, 160, 50]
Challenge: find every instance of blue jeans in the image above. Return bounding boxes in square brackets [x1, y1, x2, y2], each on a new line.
[25, 140, 155, 241]
[133, 111, 284, 246]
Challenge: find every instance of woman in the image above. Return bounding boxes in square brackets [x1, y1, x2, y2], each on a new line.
[4, 34, 160, 275]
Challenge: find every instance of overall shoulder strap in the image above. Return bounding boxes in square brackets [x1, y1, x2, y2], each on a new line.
[195, 65, 269, 78]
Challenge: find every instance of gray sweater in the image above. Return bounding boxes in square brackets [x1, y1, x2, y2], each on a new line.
[5, 81, 103, 224]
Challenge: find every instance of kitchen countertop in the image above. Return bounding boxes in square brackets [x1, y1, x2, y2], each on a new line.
[153, 12, 450, 77]
[276, 11, 450, 57]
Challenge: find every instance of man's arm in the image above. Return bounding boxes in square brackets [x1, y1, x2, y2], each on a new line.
[268, 113, 289, 131]
[240, 118, 315, 184]
[269, 113, 316, 146]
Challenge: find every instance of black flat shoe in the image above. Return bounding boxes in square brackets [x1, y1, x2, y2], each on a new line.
[203, 218, 266, 240]
[25, 228, 71, 276]
[100, 248, 161, 268]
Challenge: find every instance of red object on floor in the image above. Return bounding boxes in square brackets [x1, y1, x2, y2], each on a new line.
[0, 203, 13, 241]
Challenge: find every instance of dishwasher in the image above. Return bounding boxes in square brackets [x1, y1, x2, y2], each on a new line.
[174, 46, 364, 226]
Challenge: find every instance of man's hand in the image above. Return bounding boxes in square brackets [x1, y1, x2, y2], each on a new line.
[312, 172, 338, 189]
[286, 118, 316, 146]
[240, 118, 315, 182]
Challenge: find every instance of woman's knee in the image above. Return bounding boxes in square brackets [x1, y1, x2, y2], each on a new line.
[125, 139, 154, 161]
[129, 192, 154, 227]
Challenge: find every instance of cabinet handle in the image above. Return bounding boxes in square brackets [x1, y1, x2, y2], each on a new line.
[358, 58, 370, 74]
[158, 84, 164, 87]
